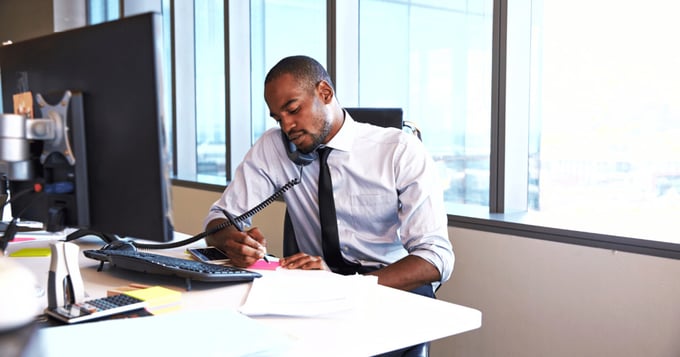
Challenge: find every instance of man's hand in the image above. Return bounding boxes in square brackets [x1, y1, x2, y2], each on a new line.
[279, 252, 331, 271]
[205, 218, 267, 267]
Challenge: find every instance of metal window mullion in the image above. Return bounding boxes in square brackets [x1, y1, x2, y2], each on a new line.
[224, 2, 231, 180]
[327, 0, 337, 84]
[490, 0, 507, 214]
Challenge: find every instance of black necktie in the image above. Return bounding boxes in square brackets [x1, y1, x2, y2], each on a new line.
[317, 147, 344, 269]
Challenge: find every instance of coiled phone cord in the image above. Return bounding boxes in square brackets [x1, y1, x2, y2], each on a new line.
[127, 177, 300, 250]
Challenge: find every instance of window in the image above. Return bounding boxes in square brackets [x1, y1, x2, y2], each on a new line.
[88, 0, 680, 257]
[87, 0, 119, 24]
[248, 0, 327, 143]
[352, 0, 494, 209]
[502, 0, 680, 243]
[194, 1, 226, 183]
[186, 0, 327, 183]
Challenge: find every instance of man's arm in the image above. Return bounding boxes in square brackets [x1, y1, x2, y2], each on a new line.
[279, 252, 440, 292]
[394, 134, 454, 287]
[205, 218, 267, 267]
[366, 255, 441, 292]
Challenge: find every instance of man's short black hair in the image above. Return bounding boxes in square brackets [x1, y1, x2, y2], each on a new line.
[265, 55, 335, 93]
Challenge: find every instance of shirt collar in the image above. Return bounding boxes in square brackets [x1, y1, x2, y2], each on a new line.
[323, 109, 356, 153]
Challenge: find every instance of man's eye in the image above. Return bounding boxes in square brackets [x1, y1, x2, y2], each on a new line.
[289, 107, 300, 114]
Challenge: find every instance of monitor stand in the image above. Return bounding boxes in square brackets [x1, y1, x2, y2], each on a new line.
[65, 228, 120, 245]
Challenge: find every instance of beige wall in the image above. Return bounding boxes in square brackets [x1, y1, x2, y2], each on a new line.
[170, 185, 287, 257]
[437, 228, 680, 357]
[173, 184, 680, 357]
[0, 0, 53, 44]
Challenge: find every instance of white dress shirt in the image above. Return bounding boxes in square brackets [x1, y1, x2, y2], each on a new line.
[204, 114, 454, 285]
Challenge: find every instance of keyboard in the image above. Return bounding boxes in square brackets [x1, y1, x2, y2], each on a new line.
[83, 249, 262, 288]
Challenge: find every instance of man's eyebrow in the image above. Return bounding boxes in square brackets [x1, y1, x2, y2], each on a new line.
[269, 98, 298, 117]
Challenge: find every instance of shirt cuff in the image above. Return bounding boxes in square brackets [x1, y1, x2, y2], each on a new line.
[410, 248, 454, 285]
[203, 206, 227, 231]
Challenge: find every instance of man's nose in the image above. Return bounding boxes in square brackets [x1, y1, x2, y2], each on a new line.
[279, 115, 295, 134]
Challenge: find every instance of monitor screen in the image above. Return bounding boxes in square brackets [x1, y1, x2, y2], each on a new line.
[0, 13, 173, 242]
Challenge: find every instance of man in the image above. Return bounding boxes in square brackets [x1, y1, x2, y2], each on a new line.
[204, 55, 453, 295]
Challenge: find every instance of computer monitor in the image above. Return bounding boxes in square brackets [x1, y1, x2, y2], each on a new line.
[0, 12, 173, 243]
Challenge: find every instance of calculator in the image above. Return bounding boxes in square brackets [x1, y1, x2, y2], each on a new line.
[44, 294, 147, 324]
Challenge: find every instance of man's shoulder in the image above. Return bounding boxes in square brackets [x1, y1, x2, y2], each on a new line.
[354, 121, 418, 146]
[246, 127, 287, 161]
[252, 127, 287, 150]
[259, 127, 283, 141]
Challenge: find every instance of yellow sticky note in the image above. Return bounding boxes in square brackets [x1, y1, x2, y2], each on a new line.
[9, 247, 51, 257]
[123, 286, 182, 308]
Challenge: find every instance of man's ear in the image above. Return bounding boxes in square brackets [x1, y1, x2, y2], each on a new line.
[317, 80, 334, 103]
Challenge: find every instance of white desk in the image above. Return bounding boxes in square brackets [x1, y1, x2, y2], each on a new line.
[5, 233, 481, 356]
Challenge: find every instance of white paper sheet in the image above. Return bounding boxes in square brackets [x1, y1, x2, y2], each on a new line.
[239, 270, 378, 317]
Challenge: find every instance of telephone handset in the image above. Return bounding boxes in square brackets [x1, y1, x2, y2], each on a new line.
[281, 129, 317, 166]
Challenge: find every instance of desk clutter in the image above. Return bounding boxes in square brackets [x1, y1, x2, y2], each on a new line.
[42, 243, 183, 324]
[44, 285, 183, 324]
[2, 235, 482, 356]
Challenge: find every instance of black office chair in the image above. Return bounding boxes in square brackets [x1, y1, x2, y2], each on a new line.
[345, 107, 422, 141]
[283, 107, 430, 357]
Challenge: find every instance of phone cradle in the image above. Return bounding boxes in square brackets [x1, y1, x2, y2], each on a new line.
[47, 242, 85, 308]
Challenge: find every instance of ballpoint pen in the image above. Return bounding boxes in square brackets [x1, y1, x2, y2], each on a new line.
[225, 212, 269, 263]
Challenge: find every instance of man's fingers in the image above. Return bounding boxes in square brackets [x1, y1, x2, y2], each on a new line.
[280, 253, 326, 270]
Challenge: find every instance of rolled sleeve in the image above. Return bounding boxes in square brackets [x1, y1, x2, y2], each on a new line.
[411, 237, 455, 285]
[203, 206, 227, 230]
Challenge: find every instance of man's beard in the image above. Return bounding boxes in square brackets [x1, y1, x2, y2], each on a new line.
[299, 119, 332, 154]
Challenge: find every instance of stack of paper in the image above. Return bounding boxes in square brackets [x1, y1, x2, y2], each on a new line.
[239, 270, 377, 317]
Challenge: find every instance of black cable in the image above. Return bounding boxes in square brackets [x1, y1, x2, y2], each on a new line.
[0, 186, 44, 253]
[122, 178, 301, 250]
[2, 183, 43, 208]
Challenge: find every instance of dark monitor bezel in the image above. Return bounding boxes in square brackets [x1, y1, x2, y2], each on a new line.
[0, 13, 173, 242]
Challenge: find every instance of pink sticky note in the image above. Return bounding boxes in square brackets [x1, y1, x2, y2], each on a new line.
[248, 259, 280, 271]
[11, 237, 36, 242]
